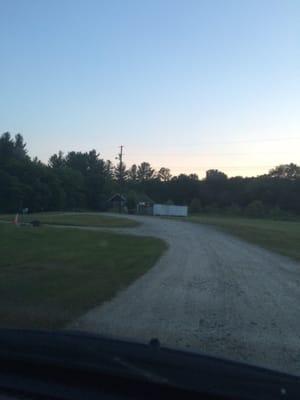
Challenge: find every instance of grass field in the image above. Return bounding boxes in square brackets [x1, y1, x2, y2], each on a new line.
[0, 212, 139, 228]
[0, 224, 166, 329]
[187, 215, 300, 261]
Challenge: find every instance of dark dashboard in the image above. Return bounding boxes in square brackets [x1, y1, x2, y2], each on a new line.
[0, 330, 298, 400]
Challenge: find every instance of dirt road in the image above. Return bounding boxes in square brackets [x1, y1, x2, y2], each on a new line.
[71, 215, 300, 375]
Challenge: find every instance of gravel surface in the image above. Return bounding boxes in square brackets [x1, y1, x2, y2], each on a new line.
[70, 214, 300, 375]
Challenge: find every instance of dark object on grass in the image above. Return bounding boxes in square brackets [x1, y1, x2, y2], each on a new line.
[31, 220, 41, 227]
[149, 338, 160, 348]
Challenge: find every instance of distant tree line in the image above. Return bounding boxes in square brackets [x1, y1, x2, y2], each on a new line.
[1, 132, 300, 218]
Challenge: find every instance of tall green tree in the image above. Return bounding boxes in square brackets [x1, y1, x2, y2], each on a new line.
[128, 164, 138, 181]
[206, 169, 228, 181]
[49, 151, 65, 168]
[137, 162, 155, 181]
[268, 163, 300, 179]
[158, 167, 172, 182]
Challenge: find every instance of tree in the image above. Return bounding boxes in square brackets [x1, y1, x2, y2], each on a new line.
[189, 173, 199, 181]
[245, 200, 265, 218]
[114, 162, 127, 183]
[105, 160, 114, 179]
[2, 131, 300, 217]
[55, 167, 85, 209]
[158, 167, 172, 182]
[128, 164, 138, 181]
[268, 163, 300, 180]
[226, 203, 241, 216]
[62, 150, 111, 209]
[49, 151, 65, 168]
[64, 151, 88, 174]
[114, 146, 127, 185]
[86, 150, 106, 174]
[206, 169, 227, 181]
[190, 198, 202, 213]
[0, 132, 14, 166]
[137, 162, 155, 181]
[14, 134, 27, 159]
[126, 191, 137, 213]
[0, 170, 26, 212]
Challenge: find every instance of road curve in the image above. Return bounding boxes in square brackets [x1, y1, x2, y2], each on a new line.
[71, 214, 300, 375]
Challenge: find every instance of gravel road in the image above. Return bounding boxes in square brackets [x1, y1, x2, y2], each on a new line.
[71, 215, 300, 375]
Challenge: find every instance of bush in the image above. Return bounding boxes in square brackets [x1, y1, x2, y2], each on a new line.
[268, 206, 294, 220]
[126, 196, 137, 213]
[189, 198, 202, 213]
[245, 200, 265, 218]
[268, 205, 282, 219]
[126, 190, 138, 213]
[204, 203, 220, 214]
[225, 203, 242, 216]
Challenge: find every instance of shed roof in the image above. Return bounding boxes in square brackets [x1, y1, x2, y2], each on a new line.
[135, 193, 154, 204]
[107, 193, 127, 202]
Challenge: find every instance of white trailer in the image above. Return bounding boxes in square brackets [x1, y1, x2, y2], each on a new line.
[153, 204, 188, 217]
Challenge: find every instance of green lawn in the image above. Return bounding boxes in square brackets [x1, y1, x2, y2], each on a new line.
[0, 212, 139, 228]
[0, 224, 166, 329]
[187, 215, 300, 261]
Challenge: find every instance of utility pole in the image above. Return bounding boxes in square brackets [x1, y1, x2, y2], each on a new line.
[115, 145, 125, 213]
[116, 145, 124, 184]
[115, 145, 124, 185]
[119, 145, 124, 181]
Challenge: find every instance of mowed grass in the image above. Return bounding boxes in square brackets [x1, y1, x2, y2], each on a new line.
[0, 224, 166, 329]
[187, 215, 300, 261]
[0, 212, 139, 228]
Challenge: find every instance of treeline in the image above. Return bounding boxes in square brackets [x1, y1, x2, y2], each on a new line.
[1, 132, 300, 217]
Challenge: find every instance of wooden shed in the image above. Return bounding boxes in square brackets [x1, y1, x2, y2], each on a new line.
[107, 193, 127, 213]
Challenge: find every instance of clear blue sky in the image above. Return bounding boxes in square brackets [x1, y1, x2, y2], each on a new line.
[1, 0, 299, 177]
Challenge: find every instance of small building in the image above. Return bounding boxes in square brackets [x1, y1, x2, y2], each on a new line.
[136, 194, 154, 215]
[107, 193, 127, 213]
[153, 204, 188, 217]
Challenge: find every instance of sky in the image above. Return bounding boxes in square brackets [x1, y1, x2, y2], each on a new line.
[0, 0, 299, 177]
